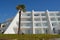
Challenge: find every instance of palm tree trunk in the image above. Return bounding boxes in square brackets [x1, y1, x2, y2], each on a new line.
[18, 10, 21, 34]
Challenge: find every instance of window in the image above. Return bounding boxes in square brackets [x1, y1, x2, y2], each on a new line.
[21, 18, 32, 21]
[52, 22, 57, 26]
[21, 14, 26, 16]
[26, 23, 32, 26]
[2, 25, 6, 27]
[50, 17, 56, 21]
[58, 30, 60, 34]
[27, 19, 32, 21]
[22, 29, 33, 34]
[58, 17, 60, 21]
[44, 28, 48, 34]
[53, 28, 56, 33]
[45, 29, 48, 33]
[27, 14, 31, 16]
[35, 29, 42, 34]
[42, 18, 47, 21]
[42, 22, 48, 26]
[58, 22, 60, 24]
[21, 23, 32, 26]
[41, 13, 46, 16]
[22, 13, 31, 16]
[49, 13, 55, 16]
[56, 13, 60, 16]
[35, 23, 41, 26]
[34, 18, 40, 21]
[34, 14, 40, 16]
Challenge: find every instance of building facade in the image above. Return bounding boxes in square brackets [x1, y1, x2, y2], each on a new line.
[0, 18, 13, 33]
[4, 10, 60, 34]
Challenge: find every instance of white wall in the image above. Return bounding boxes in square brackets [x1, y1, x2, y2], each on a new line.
[4, 11, 19, 34]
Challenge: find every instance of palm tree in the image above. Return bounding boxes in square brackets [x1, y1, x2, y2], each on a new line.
[16, 5, 25, 34]
[0, 23, 1, 27]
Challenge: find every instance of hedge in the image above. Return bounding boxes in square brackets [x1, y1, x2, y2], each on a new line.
[0, 34, 60, 40]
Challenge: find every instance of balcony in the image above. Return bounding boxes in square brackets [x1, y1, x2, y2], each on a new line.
[21, 16, 31, 18]
[21, 28, 33, 34]
[16, 21, 32, 26]
[21, 26, 32, 28]
[34, 16, 40, 18]
[21, 21, 31, 23]
[34, 26, 48, 28]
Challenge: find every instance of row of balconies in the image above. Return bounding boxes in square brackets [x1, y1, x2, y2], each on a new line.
[13, 27, 60, 34]
[21, 12, 60, 17]
[13, 27, 48, 34]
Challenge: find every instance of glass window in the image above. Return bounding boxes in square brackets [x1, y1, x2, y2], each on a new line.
[26, 23, 31, 26]
[35, 29, 42, 34]
[50, 17, 56, 21]
[21, 23, 32, 26]
[42, 22, 48, 26]
[44, 28, 48, 34]
[27, 14, 31, 16]
[56, 13, 60, 16]
[41, 13, 46, 16]
[34, 18, 40, 21]
[49, 13, 55, 16]
[52, 22, 57, 26]
[58, 22, 60, 24]
[2, 25, 6, 27]
[21, 18, 32, 21]
[21, 14, 26, 16]
[27, 19, 32, 21]
[42, 18, 47, 21]
[58, 17, 60, 21]
[58, 30, 60, 34]
[34, 14, 40, 16]
[22, 13, 31, 16]
[53, 28, 56, 33]
[35, 23, 41, 26]
[22, 29, 33, 34]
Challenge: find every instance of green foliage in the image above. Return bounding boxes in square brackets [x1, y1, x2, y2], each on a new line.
[16, 4, 25, 10]
[0, 34, 60, 40]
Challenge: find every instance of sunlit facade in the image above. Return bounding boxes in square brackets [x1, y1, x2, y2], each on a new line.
[4, 10, 60, 34]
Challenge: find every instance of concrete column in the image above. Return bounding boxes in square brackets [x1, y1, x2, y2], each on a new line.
[40, 13, 45, 34]
[45, 10, 53, 34]
[32, 10, 35, 34]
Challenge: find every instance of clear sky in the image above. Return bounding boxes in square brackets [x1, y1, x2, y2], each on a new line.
[0, 0, 60, 23]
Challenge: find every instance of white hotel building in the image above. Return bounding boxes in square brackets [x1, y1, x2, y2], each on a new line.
[3, 10, 60, 34]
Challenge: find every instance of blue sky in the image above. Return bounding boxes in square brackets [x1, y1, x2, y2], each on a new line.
[0, 0, 60, 23]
